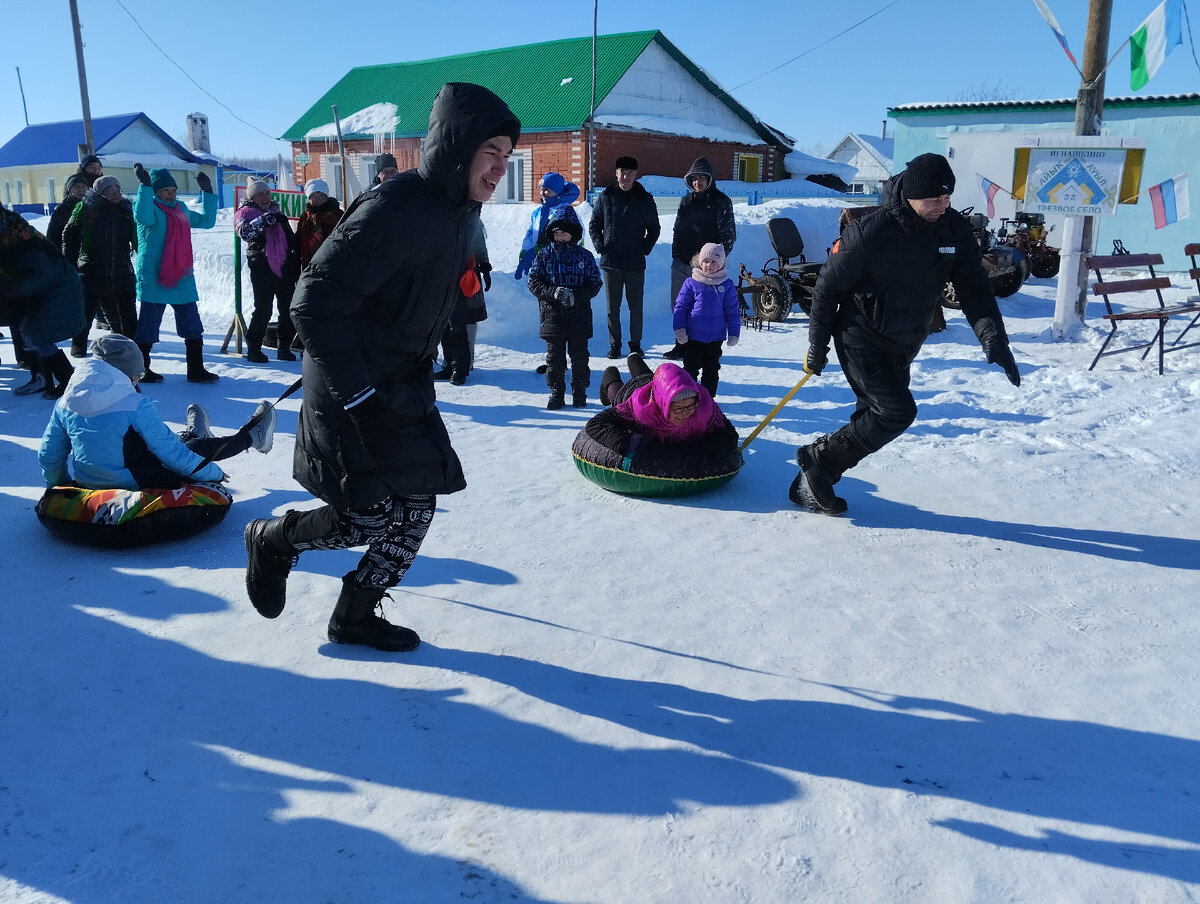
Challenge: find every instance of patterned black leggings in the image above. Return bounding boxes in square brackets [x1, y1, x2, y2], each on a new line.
[287, 494, 436, 590]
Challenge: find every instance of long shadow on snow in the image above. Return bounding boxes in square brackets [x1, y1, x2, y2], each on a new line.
[0, 573, 790, 902]
[843, 486, 1200, 569]
[446, 650, 1200, 883]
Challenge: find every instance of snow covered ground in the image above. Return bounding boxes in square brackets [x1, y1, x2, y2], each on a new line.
[2, 195, 1199, 903]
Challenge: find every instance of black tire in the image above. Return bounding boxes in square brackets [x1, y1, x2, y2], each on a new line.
[940, 281, 961, 309]
[992, 269, 1024, 298]
[754, 275, 791, 322]
[1031, 252, 1060, 278]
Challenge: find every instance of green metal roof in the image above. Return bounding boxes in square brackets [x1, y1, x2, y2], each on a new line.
[282, 30, 785, 147]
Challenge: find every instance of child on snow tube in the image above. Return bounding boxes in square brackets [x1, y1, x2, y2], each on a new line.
[35, 333, 277, 546]
[572, 356, 742, 496]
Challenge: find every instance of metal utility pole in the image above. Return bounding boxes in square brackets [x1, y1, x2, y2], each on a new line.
[588, 0, 598, 196]
[1068, 0, 1114, 319]
[68, 0, 95, 158]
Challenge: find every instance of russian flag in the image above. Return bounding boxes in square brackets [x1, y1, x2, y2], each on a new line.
[978, 174, 1003, 218]
[1032, 0, 1078, 67]
[1148, 174, 1190, 229]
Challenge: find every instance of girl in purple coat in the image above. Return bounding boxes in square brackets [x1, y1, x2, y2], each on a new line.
[672, 242, 739, 397]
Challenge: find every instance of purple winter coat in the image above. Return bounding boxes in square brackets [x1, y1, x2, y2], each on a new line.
[672, 276, 740, 344]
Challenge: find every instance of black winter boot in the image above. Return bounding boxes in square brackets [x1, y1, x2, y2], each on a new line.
[245, 340, 269, 364]
[41, 350, 75, 399]
[13, 353, 46, 396]
[137, 342, 164, 383]
[185, 338, 219, 383]
[663, 342, 685, 360]
[328, 573, 420, 652]
[627, 353, 652, 380]
[244, 517, 298, 618]
[789, 429, 870, 515]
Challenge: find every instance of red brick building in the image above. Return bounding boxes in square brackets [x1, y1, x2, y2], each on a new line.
[282, 31, 793, 202]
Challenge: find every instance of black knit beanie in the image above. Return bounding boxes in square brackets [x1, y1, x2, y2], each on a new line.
[902, 153, 956, 200]
[615, 155, 638, 171]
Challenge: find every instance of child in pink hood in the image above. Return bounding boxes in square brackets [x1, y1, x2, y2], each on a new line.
[577, 356, 738, 477]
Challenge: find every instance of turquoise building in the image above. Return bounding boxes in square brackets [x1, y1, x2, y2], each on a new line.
[888, 93, 1200, 271]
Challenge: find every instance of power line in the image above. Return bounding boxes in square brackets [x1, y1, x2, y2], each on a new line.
[108, 0, 282, 143]
[616, 0, 906, 132]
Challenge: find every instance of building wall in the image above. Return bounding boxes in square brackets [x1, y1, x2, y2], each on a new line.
[888, 98, 1200, 268]
[288, 128, 780, 201]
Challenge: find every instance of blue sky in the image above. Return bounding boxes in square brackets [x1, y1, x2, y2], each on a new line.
[3, 0, 1198, 161]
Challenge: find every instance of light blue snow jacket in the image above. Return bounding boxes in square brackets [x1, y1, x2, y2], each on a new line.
[39, 358, 224, 489]
[132, 186, 216, 306]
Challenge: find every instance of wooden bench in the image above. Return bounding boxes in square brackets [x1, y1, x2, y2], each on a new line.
[1086, 252, 1200, 374]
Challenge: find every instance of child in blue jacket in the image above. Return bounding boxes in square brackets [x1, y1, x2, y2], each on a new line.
[527, 204, 602, 409]
[672, 242, 740, 397]
[39, 334, 275, 490]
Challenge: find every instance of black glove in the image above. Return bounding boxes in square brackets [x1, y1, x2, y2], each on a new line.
[804, 345, 828, 375]
[134, 163, 151, 187]
[346, 393, 405, 464]
[553, 287, 575, 308]
[478, 264, 492, 292]
[979, 327, 1021, 386]
[260, 212, 277, 227]
[195, 172, 213, 194]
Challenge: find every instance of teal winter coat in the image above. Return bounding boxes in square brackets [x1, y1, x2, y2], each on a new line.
[133, 186, 216, 305]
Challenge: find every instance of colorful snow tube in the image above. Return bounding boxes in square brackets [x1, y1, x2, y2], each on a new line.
[35, 483, 233, 548]
[571, 428, 743, 498]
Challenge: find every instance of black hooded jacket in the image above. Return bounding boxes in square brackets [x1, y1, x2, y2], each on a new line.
[290, 82, 520, 509]
[671, 157, 736, 265]
[809, 171, 1005, 363]
[588, 180, 660, 271]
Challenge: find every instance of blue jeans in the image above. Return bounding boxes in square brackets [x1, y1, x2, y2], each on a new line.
[135, 301, 204, 345]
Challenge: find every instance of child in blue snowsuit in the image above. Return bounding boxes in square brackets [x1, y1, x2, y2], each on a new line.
[672, 242, 740, 398]
[527, 204, 602, 409]
[514, 172, 580, 280]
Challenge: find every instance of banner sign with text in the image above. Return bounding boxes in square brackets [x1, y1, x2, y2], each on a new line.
[1023, 148, 1127, 217]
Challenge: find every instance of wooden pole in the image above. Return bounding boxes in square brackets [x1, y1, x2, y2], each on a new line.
[67, 0, 94, 157]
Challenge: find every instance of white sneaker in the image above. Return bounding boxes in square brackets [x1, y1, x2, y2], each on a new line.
[186, 403, 213, 439]
[246, 401, 276, 453]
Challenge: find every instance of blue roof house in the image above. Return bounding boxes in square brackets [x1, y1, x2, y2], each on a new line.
[0, 112, 215, 212]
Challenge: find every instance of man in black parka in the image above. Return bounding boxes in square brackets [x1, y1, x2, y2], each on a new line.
[792, 153, 1020, 515]
[588, 155, 660, 359]
[665, 156, 735, 359]
[244, 82, 520, 652]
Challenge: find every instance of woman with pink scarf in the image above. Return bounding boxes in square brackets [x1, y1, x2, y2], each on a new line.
[574, 355, 739, 480]
[234, 179, 299, 363]
[131, 163, 218, 383]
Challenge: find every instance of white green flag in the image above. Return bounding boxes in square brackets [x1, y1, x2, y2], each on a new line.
[1130, 0, 1183, 90]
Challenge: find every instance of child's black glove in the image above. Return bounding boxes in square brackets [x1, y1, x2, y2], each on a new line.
[553, 287, 574, 308]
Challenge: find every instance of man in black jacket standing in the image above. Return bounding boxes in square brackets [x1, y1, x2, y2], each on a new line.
[792, 153, 1020, 516]
[589, 155, 660, 359]
[244, 82, 520, 652]
[665, 156, 735, 359]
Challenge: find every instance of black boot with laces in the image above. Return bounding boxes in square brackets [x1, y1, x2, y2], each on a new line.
[244, 518, 298, 618]
[328, 574, 420, 652]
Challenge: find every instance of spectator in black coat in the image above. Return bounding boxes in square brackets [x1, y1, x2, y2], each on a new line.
[588, 155, 660, 359]
[665, 156, 735, 359]
[77, 154, 104, 188]
[244, 82, 520, 654]
[62, 175, 138, 350]
[46, 174, 88, 254]
[793, 153, 1020, 516]
[234, 179, 300, 362]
